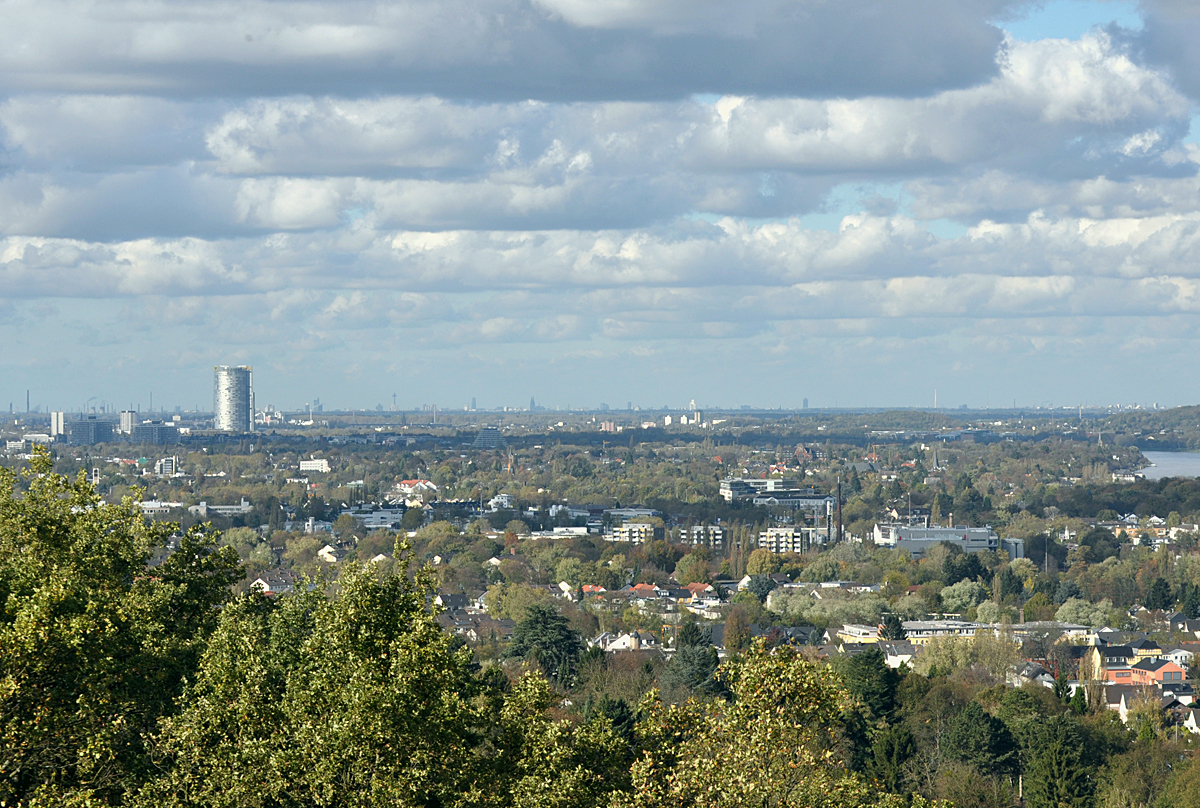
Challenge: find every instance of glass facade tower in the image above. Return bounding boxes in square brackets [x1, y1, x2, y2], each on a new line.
[213, 365, 254, 432]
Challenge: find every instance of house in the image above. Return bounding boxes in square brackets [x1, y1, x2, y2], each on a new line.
[1164, 681, 1194, 705]
[737, 573, 790, 591]
[1010, 661, 1056, 689]
[317, 544, 346, 564]
[598, 631, 659, 652]
[1083, 645, 1138, 680]
[488, 493, 515, 512]
[393, 480, 439, 503]
[435, 593, 471, 612]
[880, 641, 918, 669]
[250, 570, 296, 595]
[627, 583, 666, 601]
[1130, 658, 1186, 686]
[1163, 645, 1198, 668]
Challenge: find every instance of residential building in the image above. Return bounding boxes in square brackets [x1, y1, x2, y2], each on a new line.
[836, 624, 881, 644]
[213, 365, 254, 432]
[342, 505, 407, 529]
[299, 458, 331, 473]
[154, 456, 179, 475]
[901, 620, 984, 646]
[684, 524, 725, 550]
[49, 411, 65, 439]
[720, 478, 835, 512]
[394, 480, 438, 501]
[119, 410, 137, 434]
[610, 523, 664, 544]
[757, 526, 818, 554]
[250, 570, 296, 595]
[1131, 658, 1186, 686]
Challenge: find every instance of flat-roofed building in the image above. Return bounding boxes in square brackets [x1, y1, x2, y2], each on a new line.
[874, 523, 1024, 559]
[901, 619, 985, 646]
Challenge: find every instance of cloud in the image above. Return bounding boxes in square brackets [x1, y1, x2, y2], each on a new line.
[0, 0, 1017, 100]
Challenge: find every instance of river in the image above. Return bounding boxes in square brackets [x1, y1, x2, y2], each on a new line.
[1140, 451, 1200, 480]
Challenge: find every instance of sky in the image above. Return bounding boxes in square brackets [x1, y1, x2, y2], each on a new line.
[3, 0, 1200, 413]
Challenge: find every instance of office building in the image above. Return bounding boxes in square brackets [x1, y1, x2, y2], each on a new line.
[50, 412, 66, 439]
[130, 422, 180, 445]
[66, 417, 114, 446]
[214, 365, 254, 432]
[873, 523, 1025, 559]
[119, 410, 137, 434]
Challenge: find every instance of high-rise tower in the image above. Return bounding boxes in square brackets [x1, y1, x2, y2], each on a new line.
[213, 365, 254, 432]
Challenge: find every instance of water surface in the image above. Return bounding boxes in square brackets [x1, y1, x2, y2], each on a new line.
[1140, 451, 1200, 480]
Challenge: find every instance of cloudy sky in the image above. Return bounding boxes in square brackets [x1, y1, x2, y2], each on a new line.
[3, 0, 1199, 413]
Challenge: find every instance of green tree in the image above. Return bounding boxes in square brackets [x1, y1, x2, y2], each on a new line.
[747, 574, 779, 603]
[0, 450, 241, 806]
[746, 548, 780, 576]
[940, 578, 987, 613]
[506, 603, 583, 686]
[832, 647, 899, 723]
[867, 723, 917, 795]
[880, 613, 907, 640]
[658, 625, 722, 700]
[1025, 715, 1092, 808]
[623, 645, 927, 808]
[1145, 577, 1173, 611]
[138, 557, 488, 808]
[942, 702, 1019, 776]
[673, 552, 711, 586]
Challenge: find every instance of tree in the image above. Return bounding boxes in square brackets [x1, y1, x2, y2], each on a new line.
[658, 624, 722, 700]
[1055, 578, 1082, 605]
[746, 548, 779, 576]
[674, 552, 711, 586]
[506, 603, 583, 685]
[0, 449, 241, 807]
[880, 613, 907, 641]
[1145, 577, 1173, 611]
[723, 606, 751, 651]
[747, 574, 779, 603]
[1025, 715, 1092, 808]
[1023, 592, 1057, 622]
[1056, 596, 1113, 627]
[832, 647, 899, 722]
[1079, 527, 1120, 563]
[940, 579, 987, 613]
[401, 506, 424, 530]
[942, 702, 1019, 776]
[867, 724, 917, 795]
[332, 513, 360, 537]
[622, 645, 929, 808]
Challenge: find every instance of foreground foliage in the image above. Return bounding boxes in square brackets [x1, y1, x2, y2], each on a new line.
[0, 450, 241, 806]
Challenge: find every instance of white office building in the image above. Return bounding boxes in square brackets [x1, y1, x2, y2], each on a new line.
[119, 410, 137, 434]
[214, 365, 254, 432]
[50, 412, 65, 439]
[873, 523, 1025, 559]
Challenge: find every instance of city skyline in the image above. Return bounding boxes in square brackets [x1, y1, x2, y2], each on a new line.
[4, 1, 1200, 408]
